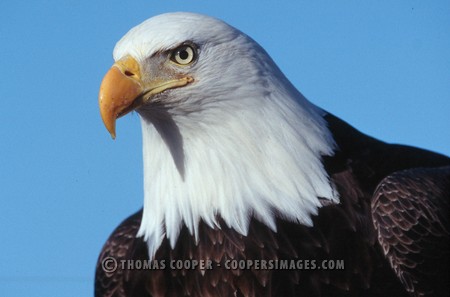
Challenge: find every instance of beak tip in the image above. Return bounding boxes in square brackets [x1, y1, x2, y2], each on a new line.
[106, 123, 117, 140]
[99, 109, 117, 140]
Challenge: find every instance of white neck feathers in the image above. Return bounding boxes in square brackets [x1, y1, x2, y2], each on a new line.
[137, 74, 338, 258]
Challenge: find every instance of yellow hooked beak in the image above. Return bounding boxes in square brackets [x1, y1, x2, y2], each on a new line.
[98, 56, 193, 139]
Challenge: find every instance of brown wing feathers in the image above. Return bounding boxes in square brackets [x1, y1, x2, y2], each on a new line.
[372, 166, 450, 297]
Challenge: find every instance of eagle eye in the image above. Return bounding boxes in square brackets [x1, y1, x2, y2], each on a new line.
[170, 44, 196, 65]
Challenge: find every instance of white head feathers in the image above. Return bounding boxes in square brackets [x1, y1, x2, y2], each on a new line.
[113, 12, 339, 258]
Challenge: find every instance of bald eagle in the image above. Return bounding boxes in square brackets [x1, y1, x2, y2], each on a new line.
[95, 12, 450, 297]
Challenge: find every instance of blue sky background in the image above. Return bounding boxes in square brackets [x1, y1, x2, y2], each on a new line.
[0, 1, 449, 296]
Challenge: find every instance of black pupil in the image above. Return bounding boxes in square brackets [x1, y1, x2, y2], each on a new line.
[179, 49, 189, 60]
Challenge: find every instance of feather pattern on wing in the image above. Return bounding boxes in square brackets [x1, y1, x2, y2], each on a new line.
[372, 166, 450, 297]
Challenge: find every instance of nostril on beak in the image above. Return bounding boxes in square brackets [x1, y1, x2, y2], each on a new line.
[124, 70, 135, 77]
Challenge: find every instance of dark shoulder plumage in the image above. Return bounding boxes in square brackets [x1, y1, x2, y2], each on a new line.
[324, 113, 450, 296]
